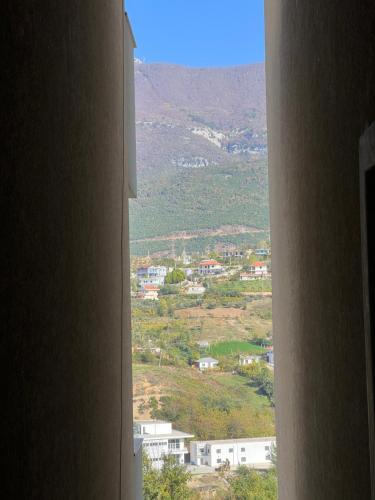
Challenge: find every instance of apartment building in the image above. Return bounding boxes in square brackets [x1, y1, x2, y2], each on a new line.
[134, 420, 194, 470]
[137, 265, 168, 286]
[190, 437, 276, 469]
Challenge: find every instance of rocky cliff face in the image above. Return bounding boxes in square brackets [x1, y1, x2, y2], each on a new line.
[135, 61, 267, 170]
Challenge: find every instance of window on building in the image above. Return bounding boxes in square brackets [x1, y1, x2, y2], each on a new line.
[241, 447, 245, 452]
[241, 457, 246, 462]
[217, 459, 222, 464]
[265, 446, 270, 451]
[216, 449, 221, 454]
[229, 448, 234, 453]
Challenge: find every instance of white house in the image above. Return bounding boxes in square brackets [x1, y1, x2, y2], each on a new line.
[186, 284, 206, 295]
[190, 437, 276, 468]
[194, 357, 219, 370]
[239, 355, 261, 366]
[137, 266, 167, 286]
[134, 420, 194, 470]
[222, 250, 244, 259]
[198, 259, 223, 275]
[254, 249, 271, 257]
[196, 340, 210, 349]
[249, 261, 269, 277]
[140, 284, 160, 300]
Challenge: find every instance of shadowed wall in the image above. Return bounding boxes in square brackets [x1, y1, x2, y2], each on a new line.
[265, 1, 375, 498]
[2, 1, 134, 498]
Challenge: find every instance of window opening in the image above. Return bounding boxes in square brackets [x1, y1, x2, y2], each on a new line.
[127, 0, 276, 497]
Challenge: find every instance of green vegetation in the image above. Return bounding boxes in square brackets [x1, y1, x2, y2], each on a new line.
[132, 257, 274, 498]
[165, 269, 186, 284]
[210, 279, 272, 294]
[134, 365, 275, 440]
[132, 289, 273, 365]
[209, 340, 265, 357]
[224, 467, 277, 500]
[238, 363, 275, 406]
[143, 453, 192, 500]
[130, 231, 270, 256]
[129, 161, 269, 243]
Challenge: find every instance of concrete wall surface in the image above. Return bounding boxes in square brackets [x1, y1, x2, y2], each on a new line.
[265, 1, 375, 498]
[2, 1, 134, 498]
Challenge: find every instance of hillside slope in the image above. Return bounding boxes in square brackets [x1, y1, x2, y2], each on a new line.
[130, 62, 269, 255]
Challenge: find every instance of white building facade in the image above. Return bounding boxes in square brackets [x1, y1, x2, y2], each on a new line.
[134, 420, 193, 470]
[198, 260, 223, 275]
[190, 437, 276, 468]
[195, 357, 219, 370]
[137, 266, 168, 286]
[249, 262, 269, 276]
[186, 284, 206, 295]
[239, 355, 261, 366]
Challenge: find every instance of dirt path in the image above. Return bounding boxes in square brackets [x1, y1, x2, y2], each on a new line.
[130, 224, 269, 244]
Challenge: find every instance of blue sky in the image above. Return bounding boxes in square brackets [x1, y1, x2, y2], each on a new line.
[125, 0, 265, 67]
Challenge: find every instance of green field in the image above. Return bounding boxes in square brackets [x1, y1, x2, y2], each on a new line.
[210, 279, 272, 294]
[209, 340, 266, 357]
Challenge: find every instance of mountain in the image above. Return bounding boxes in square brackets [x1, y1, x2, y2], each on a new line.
[130, 61, 269, 256]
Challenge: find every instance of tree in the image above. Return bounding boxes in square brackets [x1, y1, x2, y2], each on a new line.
[148, 396, 159, 418]
[157, 299, 168, 316]
[143, 453, 162, 500]
[143, 453, 192, 500]
[159, 455, 192, 499]
[226, 466, 277, 500]
[165, 269, 185, 284]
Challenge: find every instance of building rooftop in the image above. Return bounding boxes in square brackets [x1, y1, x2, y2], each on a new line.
[197, 357, 218, 363]
[135, 419, 168, 424]
[136, 429, 194, 440]
[191, 436, 276, 445]
[142, 284, 160, 291]
[199, 260, 221, 266]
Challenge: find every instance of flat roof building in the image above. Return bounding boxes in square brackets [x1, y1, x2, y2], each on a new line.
[190, 437, 276, 469]
[134, 420, 193, 470]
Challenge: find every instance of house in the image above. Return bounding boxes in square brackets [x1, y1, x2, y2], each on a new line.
[196, 340, 210, 349]
[190, 437, 276, 468]
[198, 259, 223, 275]
[254, 248, 271, 257]
[222, 250, 244, 259]
[137, 266, 167, 286]
[141, 284, 160, 300]
[194, 357, 219, 370]
[134, 420, 194, 470]
[249, 261, 269, 277]
[239, 355, 261, 366]
[186, 284, 206, 295]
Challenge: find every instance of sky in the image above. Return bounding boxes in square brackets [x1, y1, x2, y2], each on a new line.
[125, 0, 265, 67]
